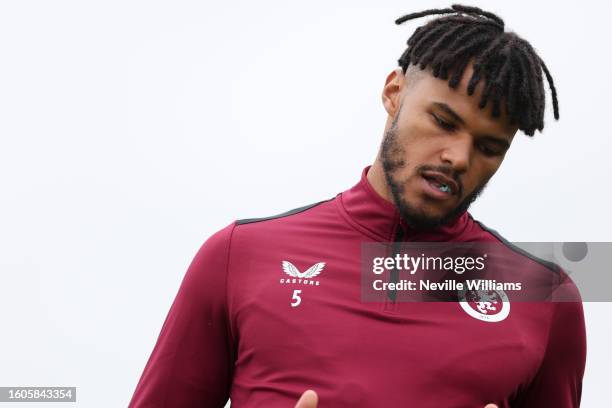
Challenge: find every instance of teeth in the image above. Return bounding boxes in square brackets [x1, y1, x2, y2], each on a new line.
[424, 175, 453, 194]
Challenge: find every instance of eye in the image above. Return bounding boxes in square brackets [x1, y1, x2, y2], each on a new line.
[477, 143, 502, 157]
[431, 113, 456, 131]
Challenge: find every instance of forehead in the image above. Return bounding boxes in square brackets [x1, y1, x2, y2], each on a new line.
[403, 62, 517, 135]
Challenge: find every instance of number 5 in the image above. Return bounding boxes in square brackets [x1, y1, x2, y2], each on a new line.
[291, 289, 302, 307]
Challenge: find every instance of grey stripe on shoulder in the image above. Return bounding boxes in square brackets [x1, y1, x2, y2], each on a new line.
[474, 219, 560, 274]
[236, 196, 336, 225]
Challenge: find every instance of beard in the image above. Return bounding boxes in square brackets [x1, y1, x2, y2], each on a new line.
[380, 109, 489, 231]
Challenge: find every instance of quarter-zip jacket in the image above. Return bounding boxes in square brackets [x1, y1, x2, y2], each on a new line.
[129, 165, 586, 408]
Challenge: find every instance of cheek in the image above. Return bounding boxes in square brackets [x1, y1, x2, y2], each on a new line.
[398, 121, 440, 158]
[400, 116, 437, 143]
[467, 161, 501, 189]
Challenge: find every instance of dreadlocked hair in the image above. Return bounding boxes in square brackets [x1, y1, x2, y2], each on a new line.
[395, 4, 558, 136]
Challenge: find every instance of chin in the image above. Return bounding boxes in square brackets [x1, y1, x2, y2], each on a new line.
[403, 203, 446, 221]
[411, 200, 452, 216]
[419, 210, 448, 223]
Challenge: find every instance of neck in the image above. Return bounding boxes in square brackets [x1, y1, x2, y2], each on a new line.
[366, 159, 393, 204]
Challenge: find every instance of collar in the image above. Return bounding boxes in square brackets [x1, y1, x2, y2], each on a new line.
[337, 165, 473, 242]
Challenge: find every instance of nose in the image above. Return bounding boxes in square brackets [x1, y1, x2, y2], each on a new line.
[439, 135, 471, 173]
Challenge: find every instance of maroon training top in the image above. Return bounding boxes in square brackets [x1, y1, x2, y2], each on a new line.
[129, 165, 586, 407]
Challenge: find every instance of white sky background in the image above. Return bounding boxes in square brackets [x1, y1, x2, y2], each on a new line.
[0, 1, 609, 407]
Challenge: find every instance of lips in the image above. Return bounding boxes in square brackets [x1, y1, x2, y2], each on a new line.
[421, 171, 459, 196]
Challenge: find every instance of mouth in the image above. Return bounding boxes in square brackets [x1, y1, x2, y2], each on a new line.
[420, 171, 459, 200]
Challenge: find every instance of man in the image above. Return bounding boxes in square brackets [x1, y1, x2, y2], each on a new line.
[129, 4, 586, 407]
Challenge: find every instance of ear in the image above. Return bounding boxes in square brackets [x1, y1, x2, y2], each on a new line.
[382, 67, 405, 117]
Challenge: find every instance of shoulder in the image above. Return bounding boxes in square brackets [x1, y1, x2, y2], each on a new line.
[231, 195, 338, 240]
[235, 196, 337, 226]
[185, 221, 236, 288]
[195, 195, 337, 261]
[195, 221, 236, 262]
[467, 213, 561, 274]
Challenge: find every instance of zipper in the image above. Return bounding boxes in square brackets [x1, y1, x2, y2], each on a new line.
[383, 222, 405, 309]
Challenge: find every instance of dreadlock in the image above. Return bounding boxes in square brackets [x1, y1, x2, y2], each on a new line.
[395, 4, 558, 136]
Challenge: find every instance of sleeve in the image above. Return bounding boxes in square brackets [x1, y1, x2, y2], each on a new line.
[128, 221, 237, 408]
[516, 270, 587, 407]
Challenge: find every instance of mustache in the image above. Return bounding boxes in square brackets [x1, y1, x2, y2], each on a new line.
[417, 165, 463, 196]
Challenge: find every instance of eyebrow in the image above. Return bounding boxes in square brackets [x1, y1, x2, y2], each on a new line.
[432, 102, 511, 150]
